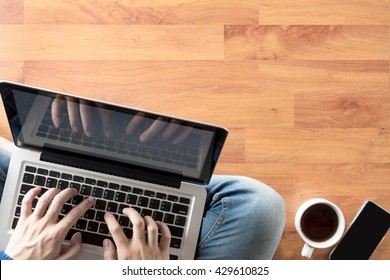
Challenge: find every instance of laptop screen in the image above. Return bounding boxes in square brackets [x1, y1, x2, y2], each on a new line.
[0, 82, 228, 185]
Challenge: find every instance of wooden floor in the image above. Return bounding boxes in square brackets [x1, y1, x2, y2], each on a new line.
[0, 0, 389, 260]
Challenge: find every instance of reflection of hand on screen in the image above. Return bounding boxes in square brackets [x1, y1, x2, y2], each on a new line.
[51, 97, 112, 138]
[126, 113, 193, 144]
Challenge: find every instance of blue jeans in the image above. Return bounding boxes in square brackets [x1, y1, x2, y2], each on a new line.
[0, 138, 285, 259]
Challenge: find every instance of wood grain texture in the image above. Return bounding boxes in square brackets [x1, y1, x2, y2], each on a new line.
[225, 25, 389, 60]
[0, 0, 389, 260]
[259, 0, 390, 25]
[24, 0, 259, 25]
[0, 0, 23, 23]
[0, 25, 223, 60]
[246, 128, 390, 164]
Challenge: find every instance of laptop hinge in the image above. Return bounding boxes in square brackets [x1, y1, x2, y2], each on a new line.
[40, 148, 181, 189]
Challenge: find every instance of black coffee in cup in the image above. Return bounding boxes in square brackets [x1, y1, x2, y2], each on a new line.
[300, 203, 339, 242]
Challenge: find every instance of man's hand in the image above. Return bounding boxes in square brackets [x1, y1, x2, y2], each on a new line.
[103, 208, 171, 260]
[5, 187, 95, 260]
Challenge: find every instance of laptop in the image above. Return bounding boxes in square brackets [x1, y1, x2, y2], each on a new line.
[0, 81, 228, 260]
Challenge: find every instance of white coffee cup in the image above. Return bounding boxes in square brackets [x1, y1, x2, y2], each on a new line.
[295, 198, 345, 258]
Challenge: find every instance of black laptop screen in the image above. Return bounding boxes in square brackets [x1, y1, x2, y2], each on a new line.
[0, 82, 228, 185]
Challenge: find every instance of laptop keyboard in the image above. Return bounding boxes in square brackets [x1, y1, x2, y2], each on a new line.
[12, 164, 192, 260]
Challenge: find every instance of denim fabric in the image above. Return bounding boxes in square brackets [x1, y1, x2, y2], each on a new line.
[196, 175, 285, 259]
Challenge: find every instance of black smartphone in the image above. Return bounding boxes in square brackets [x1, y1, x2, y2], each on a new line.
[329, 200, 390, 260]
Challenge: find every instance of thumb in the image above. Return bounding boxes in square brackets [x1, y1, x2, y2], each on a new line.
[57, 232, 83, 260]
[103, 239, 117, 260]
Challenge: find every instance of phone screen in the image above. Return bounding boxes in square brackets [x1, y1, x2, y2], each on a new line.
[329, 201, 390, 260]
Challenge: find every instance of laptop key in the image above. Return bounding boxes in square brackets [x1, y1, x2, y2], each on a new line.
[115, 192, 126, 203]
[95, 199, 107, 210]
[132, 188, 143, 195]
[71, 195, 84, 205]
[138, 197, 149, 207]
[167, 195, 179, 202]
[66, 229, 112, 247]
[61, 173, 72, 180]
[164, 213, 175, 224]
[126, 194, 137, 205]
[170, 238, 182, 249]
[84, 209, 96, 220]
[103, 189, 115, 200]
[152, 211, 164, 222]
[149, 199, 160, 210]
[156, 192, 167, 199]
[120, 185, 132, 192]
[12, 218, 19, 229]
[17, 195, 23, 205]
[14, 206, 21, 217]
[22, 173, 34, 184]
[92, 187, 103, 198]
[85, 178, 96, 185]
[46, 178, 58, 188]
[119, 215, 130, 227]
[97, 180, 108, 188]
[34, 175, 46, 186]
[179, 197, 191, 205]
[87, 221, 99, 232]
[81, 185, 92, 196]
[73, 175, 84, 183]
[99, 223, 109, 235]
[20, 184, 34, 194]
[96, 211, 105, 222]
[160, 201, 172, 212]
[58, 180, 69, 190]
[141, 209, 152, 217]
[144, 190, 155, 197]
[109, 183, 120, 190]
[25, 166, 37, 173]
[172, 203, 189, 216]
[49, 170, 60, 178]
[75, 219, 87, 230]
[70, 182, 81, 192]
[37, 168, 49, 175]
[167, 225, 184, 238]
[175, 216, 187, 227]
[107, 202, 118, 213]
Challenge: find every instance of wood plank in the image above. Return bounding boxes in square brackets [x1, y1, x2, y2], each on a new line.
[246, 128, 390, 163]
[225, 25, 389, 60]
[0, 61, 25, 82]
[24, 61, 259, 95]
[260, 60, 390, 127]
[260, 61, 389, 95]
[295, 92, 390, 128]
[259, 0, 390, 25]
[0, 0, 23, 23]
[24, 0, 259, 25]
[293, 163, 390, 211]
[0, 25, 223, 60]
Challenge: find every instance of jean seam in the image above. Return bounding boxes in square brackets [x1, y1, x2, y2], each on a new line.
[197, 197, 229, 249]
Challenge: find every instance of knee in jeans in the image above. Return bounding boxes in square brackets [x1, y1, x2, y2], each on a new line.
[234, 176, 286, 226]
